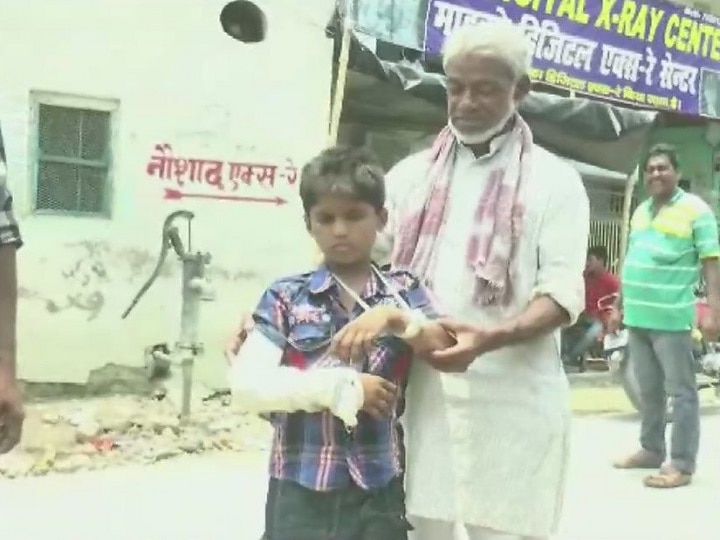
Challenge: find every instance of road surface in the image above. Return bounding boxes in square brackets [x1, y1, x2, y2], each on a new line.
[2, 412, 718, 540]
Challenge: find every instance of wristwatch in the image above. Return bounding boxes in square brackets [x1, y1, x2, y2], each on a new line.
[395, 309, 428, 340]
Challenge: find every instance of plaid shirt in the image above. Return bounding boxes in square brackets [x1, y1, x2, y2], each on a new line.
[253, 265, 438, 492]
[0, 127, 22, 248]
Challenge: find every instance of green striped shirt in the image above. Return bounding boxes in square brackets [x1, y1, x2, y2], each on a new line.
[622, 189, 720, 331]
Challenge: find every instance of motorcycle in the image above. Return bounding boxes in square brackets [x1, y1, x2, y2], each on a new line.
[604, 291, 720, 419]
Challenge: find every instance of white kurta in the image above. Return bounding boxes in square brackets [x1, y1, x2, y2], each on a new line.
[375, 138, 589, 538]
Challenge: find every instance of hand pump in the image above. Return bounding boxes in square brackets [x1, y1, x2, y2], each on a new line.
[122, 210, 214, 420]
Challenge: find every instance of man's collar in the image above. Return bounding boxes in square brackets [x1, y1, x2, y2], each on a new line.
[487, 131, 512, 155]
[648, 187, 684, 212]
[457, 127, 514, 161]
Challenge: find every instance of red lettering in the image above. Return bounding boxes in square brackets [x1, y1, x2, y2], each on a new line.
[281, 159, 297, 185]
[146, 143, 174, 178]
[147, 144, 297, 196]
[252, 164, 277, 188]
[227, 162, 254, 191]
[203, 160, 225, 190]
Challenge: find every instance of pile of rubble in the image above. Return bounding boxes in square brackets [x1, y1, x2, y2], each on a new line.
[0, 394, 272, 478]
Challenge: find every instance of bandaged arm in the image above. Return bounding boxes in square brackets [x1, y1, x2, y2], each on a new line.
[230, 329, 365, 427]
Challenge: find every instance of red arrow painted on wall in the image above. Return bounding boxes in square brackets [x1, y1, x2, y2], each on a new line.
[163, 188, 287, 205]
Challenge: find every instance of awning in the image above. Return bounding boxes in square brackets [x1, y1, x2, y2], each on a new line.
[333, 25, 657, 175]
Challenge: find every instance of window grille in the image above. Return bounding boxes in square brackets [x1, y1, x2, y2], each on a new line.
[35, 103, 111, 215]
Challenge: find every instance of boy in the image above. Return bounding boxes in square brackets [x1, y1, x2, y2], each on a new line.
[230, 146, 455, 540]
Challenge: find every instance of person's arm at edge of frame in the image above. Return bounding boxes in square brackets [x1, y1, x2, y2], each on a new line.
[0, 243, 17, 379]
[0, 175, 25, 454]
[0, 164, 20, 379]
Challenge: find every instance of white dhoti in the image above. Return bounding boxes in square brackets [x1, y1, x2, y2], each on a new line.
[410, 516, 548, 540]
[404, 357, 570, 540]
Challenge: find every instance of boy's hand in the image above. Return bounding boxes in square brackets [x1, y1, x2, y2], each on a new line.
[359, 374, 397, 419]
[329, 306, 404, 362]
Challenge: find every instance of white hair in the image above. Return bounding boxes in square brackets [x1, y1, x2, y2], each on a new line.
[442, 20, 532, 80]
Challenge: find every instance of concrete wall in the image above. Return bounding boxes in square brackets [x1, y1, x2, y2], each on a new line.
[0, 0, 335, 385]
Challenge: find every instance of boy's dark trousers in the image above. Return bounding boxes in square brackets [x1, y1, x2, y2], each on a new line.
[262, 476, 412, 540]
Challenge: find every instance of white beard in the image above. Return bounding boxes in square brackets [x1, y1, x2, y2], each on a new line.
[448, 106, 516, 145]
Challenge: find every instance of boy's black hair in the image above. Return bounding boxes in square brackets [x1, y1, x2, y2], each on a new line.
[643, 143, 680, 171]
[299, 146, 386, 214]
[587, 245, 608, 265]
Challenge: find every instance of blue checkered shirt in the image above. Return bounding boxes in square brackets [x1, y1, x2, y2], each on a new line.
[253, 264, 438, 491]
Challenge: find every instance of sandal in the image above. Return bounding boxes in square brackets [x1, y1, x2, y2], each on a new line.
[643, 466, 692, 489]
[613, 449, 664, 469]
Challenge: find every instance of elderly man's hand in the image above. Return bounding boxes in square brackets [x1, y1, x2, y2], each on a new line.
[427, 319, 505, 372]
[224, 313, 255, 364]
[0, 361, 24, 454]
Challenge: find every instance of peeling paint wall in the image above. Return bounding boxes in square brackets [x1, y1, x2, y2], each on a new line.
[0, 0, 334, 385]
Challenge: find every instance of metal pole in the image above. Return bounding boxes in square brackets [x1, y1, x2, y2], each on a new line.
[327, 0, 354, 146]
[179, 257, 202, 346]
[178, 256, 203, 419]
[316, 1, 355, 266]
[618, 165, 639, 273]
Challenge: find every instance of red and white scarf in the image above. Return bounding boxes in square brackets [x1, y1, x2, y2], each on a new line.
[391, 114, 533, 306]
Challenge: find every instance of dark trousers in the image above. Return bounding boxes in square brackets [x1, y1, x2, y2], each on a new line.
[263, 476, 411, 540]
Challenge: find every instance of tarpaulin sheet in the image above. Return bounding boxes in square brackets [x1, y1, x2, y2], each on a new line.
[338, 27, 656, 173]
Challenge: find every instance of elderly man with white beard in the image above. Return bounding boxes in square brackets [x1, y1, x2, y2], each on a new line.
[225, 20, 589, 540]
[371, 21, 589, 540]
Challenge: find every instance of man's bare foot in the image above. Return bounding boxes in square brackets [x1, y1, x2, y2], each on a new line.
[613, 449, 664, 469]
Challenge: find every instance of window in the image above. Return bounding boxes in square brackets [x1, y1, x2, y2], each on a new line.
[32, 94, 116, 216]
[609, 192, 624, 215]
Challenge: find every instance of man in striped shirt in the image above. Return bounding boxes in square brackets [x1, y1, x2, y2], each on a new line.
[613, 143, 720, 488]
